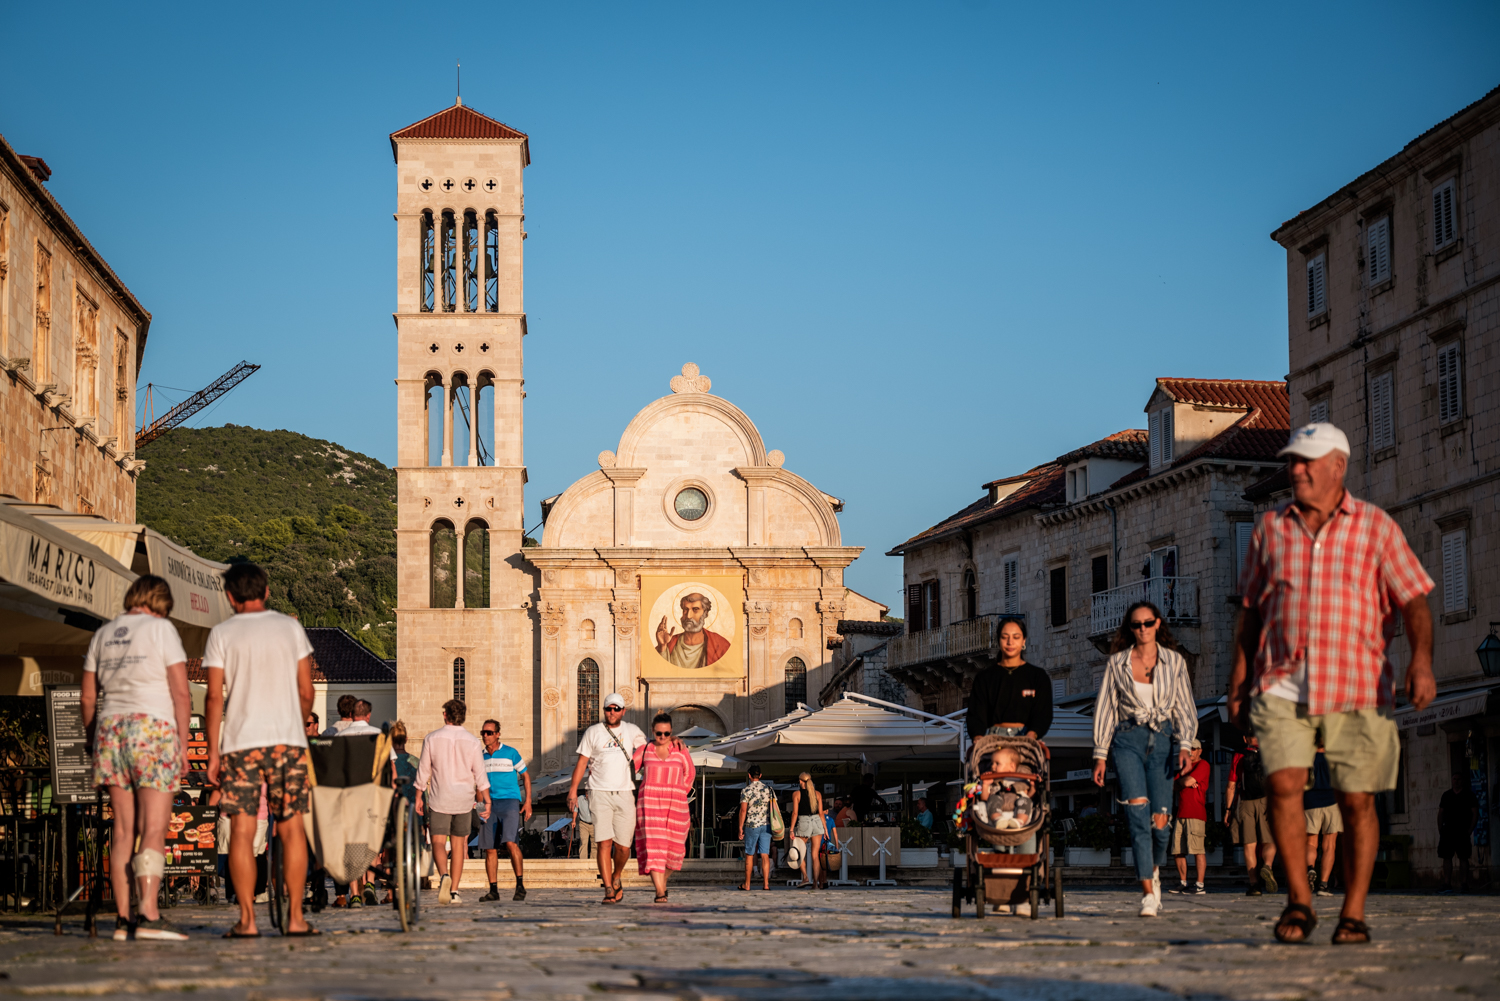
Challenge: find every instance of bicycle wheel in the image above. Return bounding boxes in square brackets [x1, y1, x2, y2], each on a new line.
[393, 797, 420, 933]
[266, 820, 290, 934]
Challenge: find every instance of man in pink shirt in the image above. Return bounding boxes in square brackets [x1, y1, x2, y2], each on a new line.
[415, 699, 490, 905]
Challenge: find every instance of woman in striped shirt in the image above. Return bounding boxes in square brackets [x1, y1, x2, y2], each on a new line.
[1091, 601, 1198, 917]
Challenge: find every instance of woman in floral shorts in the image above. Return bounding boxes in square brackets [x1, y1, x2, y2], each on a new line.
[81, 575, 193, 942]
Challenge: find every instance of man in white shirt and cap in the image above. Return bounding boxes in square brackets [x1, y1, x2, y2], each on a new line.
[567, 693, 645, 904]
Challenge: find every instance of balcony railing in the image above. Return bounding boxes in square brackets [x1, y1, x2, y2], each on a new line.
[888, 613, 1010, 673]
[1090, 577, 1199, 638]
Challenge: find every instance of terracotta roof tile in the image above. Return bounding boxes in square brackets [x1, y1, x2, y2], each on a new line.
[305, 627, 399, 684]
[389, 103, 530, 164]
[1055, 428, 1148, 466]
[1153, 378, 1290, 414]
[888, 463, 1065, 555]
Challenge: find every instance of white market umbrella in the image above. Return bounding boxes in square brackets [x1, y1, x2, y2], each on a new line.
[703, 695, 963, 763]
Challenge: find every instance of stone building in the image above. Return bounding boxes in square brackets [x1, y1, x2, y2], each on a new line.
[525, 363, 884, 774]
[1269, 84, 1500, 879]
[0, 135, 150, 522]
[817, 619, 907, 708]
[390, 101, 536, 749]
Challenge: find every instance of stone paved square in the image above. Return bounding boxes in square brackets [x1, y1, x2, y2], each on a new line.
[4, 886, 1498, 1000]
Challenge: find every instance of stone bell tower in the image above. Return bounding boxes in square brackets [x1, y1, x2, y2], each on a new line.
[390, 101, 535, 752]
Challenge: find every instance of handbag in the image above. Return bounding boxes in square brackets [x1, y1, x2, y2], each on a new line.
[768, 788, 785, 840]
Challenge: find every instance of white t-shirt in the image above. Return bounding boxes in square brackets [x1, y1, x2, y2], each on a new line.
[339, 720, 381, 736]
[202, 610, 313, 754]
[575, 721, 646, 792]
[1263, 658, 1310, 704]
[83, 612, 187, 724]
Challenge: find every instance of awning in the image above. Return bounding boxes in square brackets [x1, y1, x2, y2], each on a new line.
[7, 503, 232, 655]
[0, 501, 138, 683]
[703, 696, 963, 763]
[942, 705, 1097, 750]
[1395, 686, 1497, 731]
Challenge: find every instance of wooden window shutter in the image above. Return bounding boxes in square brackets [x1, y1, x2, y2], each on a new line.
[1161, 408, 1174, 462]
[1049, 567, 1067, 627]
[1307, 253, 1327, 317]
[1234, 521, 1255, 590]
[1441, 529, 1468, 615]
[1433, 181, 1456, 249]
[1367, 217, 1390, 285]
[1149, 410, 1162, 467]
[907, 583, 924, 632]
[1002, 557, 1019, 614]
[1052, 679, 1066, 699]
[1370, 371, 1395, 451]
[1437, 342, 1462, 425]
[1309, 399, 1329, 424]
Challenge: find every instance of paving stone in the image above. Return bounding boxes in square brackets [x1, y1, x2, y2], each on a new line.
[2, 887, 1498, 1000]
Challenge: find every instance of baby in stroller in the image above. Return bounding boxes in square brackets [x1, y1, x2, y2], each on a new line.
[972, 746, 1037, 831]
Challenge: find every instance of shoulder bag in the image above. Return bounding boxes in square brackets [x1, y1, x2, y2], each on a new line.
[768, 786, 785, 840]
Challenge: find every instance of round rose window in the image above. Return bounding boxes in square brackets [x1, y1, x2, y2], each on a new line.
[674, 487, 709, 521]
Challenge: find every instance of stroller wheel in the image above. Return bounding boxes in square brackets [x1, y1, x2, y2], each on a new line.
[951, 870, 963, 919]
[1029, 882, 1040, 920]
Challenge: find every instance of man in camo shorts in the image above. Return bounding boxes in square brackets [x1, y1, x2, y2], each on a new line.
[205, 563, 318, 938]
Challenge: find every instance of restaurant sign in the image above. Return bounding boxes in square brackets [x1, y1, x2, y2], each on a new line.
[1396, 692, 1491, 731]
[0, 514, 129, 620]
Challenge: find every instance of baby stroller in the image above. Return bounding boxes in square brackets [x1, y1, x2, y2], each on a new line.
[952, 733, 1063, 919]
[266, 727, 422, 933]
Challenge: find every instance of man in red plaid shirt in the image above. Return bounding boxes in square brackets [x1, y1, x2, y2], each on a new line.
[1228, 423, 1434, 947]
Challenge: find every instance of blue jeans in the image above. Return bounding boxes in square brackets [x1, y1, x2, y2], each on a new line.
[1111, 720, 1174, 881]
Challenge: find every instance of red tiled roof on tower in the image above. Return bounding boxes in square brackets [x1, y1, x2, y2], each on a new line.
[389, 102, 530, 165]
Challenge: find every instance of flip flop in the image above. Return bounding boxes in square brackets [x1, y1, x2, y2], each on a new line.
[222, 927, 261, 939]
[736, 884, 750, 891]
[283, 927, 322, 937]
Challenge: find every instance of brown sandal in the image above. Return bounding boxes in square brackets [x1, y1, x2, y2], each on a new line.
[1273, 902, 1317, 944]
[1332, 916, 1371, 944]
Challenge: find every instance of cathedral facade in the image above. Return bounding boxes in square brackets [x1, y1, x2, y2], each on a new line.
[391, 105, 882, 762]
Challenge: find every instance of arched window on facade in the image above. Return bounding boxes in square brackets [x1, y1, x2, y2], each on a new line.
[452, 657, 466, 703]
[451, 374, 472, 466]
[784, 657, 807, 715]
[472, 372, 494, 466]
[463, 518, 490, 609]
[963, 568, 977, 620]
[788, 617, 803, 639]
[440, 210, 457, 312]
[114, 331, 129, 442]
[462, 209, 479, 312]
[419, 210, 435, 312]
[430, 519, 457, 608]
[425, 375, 445, 466]
[580, 619, 596, 643]
[577, 659, 600, 734]
[484, 210, 499, 312]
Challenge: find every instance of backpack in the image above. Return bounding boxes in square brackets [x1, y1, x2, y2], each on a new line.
[1238, 749, 1267, 800]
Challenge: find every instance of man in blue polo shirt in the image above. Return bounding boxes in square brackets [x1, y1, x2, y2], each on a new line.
[478, 719, 532, 902]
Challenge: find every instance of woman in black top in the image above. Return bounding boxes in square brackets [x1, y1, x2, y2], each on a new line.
[966, 617, 1053, 740]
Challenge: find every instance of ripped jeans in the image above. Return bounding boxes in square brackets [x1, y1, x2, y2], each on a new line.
[1110, 719, 1174, 882]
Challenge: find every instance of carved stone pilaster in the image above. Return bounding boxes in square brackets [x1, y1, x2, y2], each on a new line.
[539, 602, 567, 770]
[745, 599, 772, 723]
[609, 599, 640, 702]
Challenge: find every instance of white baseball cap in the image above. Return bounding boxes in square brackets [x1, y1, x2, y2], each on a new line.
[603, 692, 626, 709]
[1188, 739, 1202, 750]
[1278, 422, 1350, 460]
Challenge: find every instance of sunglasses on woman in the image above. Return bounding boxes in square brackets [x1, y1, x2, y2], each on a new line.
[1129, 618, 1159, 629]
[653, 729, 672, 737]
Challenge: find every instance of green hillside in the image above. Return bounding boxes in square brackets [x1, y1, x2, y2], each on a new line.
[135, 425, 398, 658]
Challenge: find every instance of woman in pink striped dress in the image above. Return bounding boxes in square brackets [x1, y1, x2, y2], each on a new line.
[632, 712, 697, 902]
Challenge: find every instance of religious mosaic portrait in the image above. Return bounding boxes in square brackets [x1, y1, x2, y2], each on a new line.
[640, 575, 744, 679]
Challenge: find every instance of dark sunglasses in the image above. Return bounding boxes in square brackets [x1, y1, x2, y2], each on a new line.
[654, 729, 672, 737]
[481, 729, 497, 736]
[1129, 618, 1159, 630]
[604, 705, 624, 712]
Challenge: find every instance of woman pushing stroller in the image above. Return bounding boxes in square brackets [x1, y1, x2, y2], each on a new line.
[1091, 601, 1197, 918]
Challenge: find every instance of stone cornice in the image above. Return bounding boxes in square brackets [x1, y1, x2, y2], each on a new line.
[598, 468, 647, 485]
[524, 546, 863, 569]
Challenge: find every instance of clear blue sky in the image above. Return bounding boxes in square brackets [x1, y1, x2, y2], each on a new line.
[4, 2, 1497, 609]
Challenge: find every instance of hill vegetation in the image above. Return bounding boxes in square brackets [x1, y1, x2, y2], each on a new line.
[135, 425, 398, 658]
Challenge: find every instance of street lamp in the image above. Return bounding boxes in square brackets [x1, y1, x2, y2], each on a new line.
[1477, 624, 1500, 679]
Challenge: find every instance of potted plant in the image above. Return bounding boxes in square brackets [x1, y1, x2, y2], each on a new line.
[946, 828, 966, 867]
[1066, 815, 1112, 866]
[899, 818, 939, 867]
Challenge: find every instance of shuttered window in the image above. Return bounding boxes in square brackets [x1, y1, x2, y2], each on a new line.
[906, 583, 924, 632]
[1309, 398, 1329, 424]
[924, 580, 941, 631]
[1441, 529, 1468, 615]
[1049, 566, 1067, 628]
[1433, 179, 1457, 250]
[1091, 555, 1109, 595]
[1052, 679, 1066, 699]
[1367, 216, 1390, 285]
[1002, 557, 1019, 614]
[1307, 253, 1327, 317]
[1437, 341, 1463, 425]
[1149, 410, 1161, 467]
[1370, 371, 1395, 451]
[1234, 521, 1255, 591]
[1149, 408, 1174, 467]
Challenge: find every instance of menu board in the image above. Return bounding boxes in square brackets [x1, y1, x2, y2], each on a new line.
[165, 804, 219, 874]
[183, 714, 209, 787]
[46, 686, 99, 804]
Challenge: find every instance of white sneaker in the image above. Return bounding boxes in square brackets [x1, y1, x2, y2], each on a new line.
[437, 874, 452, 903]
[1151, 868, 1162, 912]
[449, 891, 462, 904]
[1139, 892, 1159, 917]
[1013, 901, 1031, 916]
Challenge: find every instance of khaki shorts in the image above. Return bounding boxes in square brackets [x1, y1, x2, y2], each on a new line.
[589, 789, 636, 844]
[1305, 804, 1344, 834]
[1249, 693, 1400, 793]
[1171, 817, 1205, 855]
[1236, 796, 1273, 844]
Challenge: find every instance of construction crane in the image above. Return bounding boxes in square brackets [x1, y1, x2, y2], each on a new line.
[135, 361, 261, 449]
